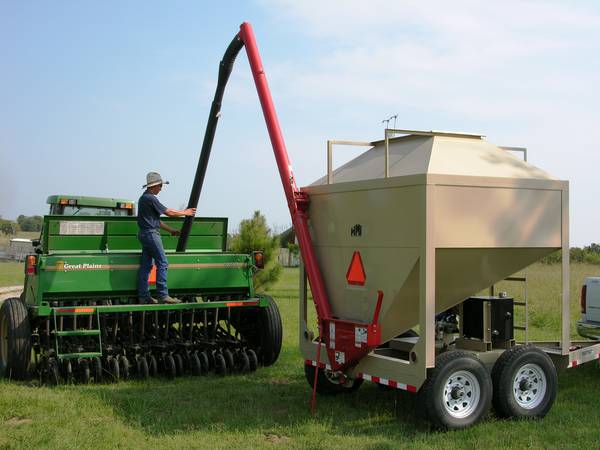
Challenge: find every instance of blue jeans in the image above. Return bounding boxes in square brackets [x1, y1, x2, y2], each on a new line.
[137, 229, 169, 299]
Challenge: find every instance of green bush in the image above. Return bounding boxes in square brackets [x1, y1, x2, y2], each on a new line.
[16, 215, 43, 232]
[229, 211, 282, 291]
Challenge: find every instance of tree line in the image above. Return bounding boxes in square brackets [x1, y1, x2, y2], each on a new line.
[0, 215, 43, 235]
[540, 243, 600, 265]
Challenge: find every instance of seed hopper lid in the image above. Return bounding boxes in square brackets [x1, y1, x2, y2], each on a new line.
[311, 131, 555, 185]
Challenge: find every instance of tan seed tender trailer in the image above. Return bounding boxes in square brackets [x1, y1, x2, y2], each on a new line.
[299, 130, 600, 429]
[191, 22, 600, 430]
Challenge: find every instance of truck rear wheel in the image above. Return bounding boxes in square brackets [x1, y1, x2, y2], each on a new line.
[0, 297, 31, 380]
[491, 345, 557, 419]
[418, 351, 492, 429]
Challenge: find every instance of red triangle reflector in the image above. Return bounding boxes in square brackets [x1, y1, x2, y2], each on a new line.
[346, 251, 366, 286]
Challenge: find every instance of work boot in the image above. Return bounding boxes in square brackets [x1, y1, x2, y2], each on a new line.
[158, 295, 181, 304]
[139, 296, 158, 304]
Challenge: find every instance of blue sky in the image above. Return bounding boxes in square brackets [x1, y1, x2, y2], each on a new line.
[1, 1, 599, 245]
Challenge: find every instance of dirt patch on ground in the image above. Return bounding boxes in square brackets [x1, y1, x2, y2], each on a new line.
[264, 433, 291, 444]
[4, 417, 33, 427]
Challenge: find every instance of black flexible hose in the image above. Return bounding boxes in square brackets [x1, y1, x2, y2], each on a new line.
[176, 34, 245, 252]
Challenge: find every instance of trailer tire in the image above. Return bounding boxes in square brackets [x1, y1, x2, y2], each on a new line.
[491, 345, 557, 419]
[418, 351, 491, 429]
[0, 297, 31, 380]
[304, 363, 363, 395]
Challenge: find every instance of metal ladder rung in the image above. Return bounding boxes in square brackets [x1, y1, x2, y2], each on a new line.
[514, 326, 527, 330]
[52, 308, 103, 360]
[514, 302, 526, 306]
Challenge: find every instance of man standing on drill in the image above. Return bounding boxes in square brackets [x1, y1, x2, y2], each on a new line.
[137, 172, 196, 304]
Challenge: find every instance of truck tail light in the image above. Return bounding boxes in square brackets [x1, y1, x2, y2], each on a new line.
[581, 284, 587, 314]
[26, 255, 37, 275]
[253, 251, 264, 269]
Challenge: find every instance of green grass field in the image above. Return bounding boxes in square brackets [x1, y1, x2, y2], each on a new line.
[1, 265, 600, 449]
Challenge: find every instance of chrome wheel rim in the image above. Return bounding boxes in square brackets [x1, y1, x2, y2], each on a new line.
[513, 363, 546, 409]
[443, 370, 481, 418]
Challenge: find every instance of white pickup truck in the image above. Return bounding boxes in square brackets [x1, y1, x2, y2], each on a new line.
[578, 277, 600, 340]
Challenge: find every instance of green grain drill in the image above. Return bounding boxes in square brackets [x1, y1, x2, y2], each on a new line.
[0, 195, 282, 384]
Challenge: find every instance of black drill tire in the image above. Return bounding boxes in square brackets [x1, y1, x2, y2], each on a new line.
[0, 297, 31, 380]
[491, 345, 557, 419]
[231, 295, 282, 367]
[418, 351, 492, 429]
[258, 296, 282, 366]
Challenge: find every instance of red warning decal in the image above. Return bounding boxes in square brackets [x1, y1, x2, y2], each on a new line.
[346, 251, 366, 286]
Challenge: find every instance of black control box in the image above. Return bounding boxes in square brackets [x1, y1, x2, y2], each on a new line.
[462, 296, 514, 343]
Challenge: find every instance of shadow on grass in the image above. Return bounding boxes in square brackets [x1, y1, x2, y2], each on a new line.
[72, 360, 600, 442]
[77, 362, 430, 440]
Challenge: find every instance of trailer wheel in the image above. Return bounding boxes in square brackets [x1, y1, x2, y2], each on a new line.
[0, 297, 31, 380]
[419, 351, 491, 429]
[304, 363, 363, 395]
[491, 345, 557, 419]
